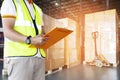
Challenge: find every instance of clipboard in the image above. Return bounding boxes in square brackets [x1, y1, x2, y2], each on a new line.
[30, 27, 73, 49]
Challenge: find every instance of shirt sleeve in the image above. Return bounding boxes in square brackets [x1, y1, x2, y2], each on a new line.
[1, 0, 16, 18]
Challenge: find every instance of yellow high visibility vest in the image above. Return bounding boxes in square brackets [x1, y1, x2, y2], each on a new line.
[4, 0, 46, 58]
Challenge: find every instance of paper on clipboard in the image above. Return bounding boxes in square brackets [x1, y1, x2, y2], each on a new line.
[29, 27, 73, 49]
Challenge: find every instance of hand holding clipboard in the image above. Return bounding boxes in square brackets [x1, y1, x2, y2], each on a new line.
[30, 27, 73, 49]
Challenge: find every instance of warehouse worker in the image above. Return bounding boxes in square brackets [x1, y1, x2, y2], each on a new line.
[1, 0, 49, 80]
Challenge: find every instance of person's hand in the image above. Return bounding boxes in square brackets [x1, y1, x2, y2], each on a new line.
[30, 34, 49, 46]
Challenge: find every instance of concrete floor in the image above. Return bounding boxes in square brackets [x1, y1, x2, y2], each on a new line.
[46, 64, 120, 80]
[0, 61, 120, 80]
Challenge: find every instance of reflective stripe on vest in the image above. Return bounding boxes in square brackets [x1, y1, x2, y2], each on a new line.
[4, 0, 46, 58]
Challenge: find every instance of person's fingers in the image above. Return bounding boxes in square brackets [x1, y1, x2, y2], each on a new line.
[42, 37, 49, 42]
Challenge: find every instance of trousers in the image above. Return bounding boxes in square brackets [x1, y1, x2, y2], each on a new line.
[5, 57, 45, 80]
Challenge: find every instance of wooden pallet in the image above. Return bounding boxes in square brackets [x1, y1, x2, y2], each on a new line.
[45, 66, 67, 75]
